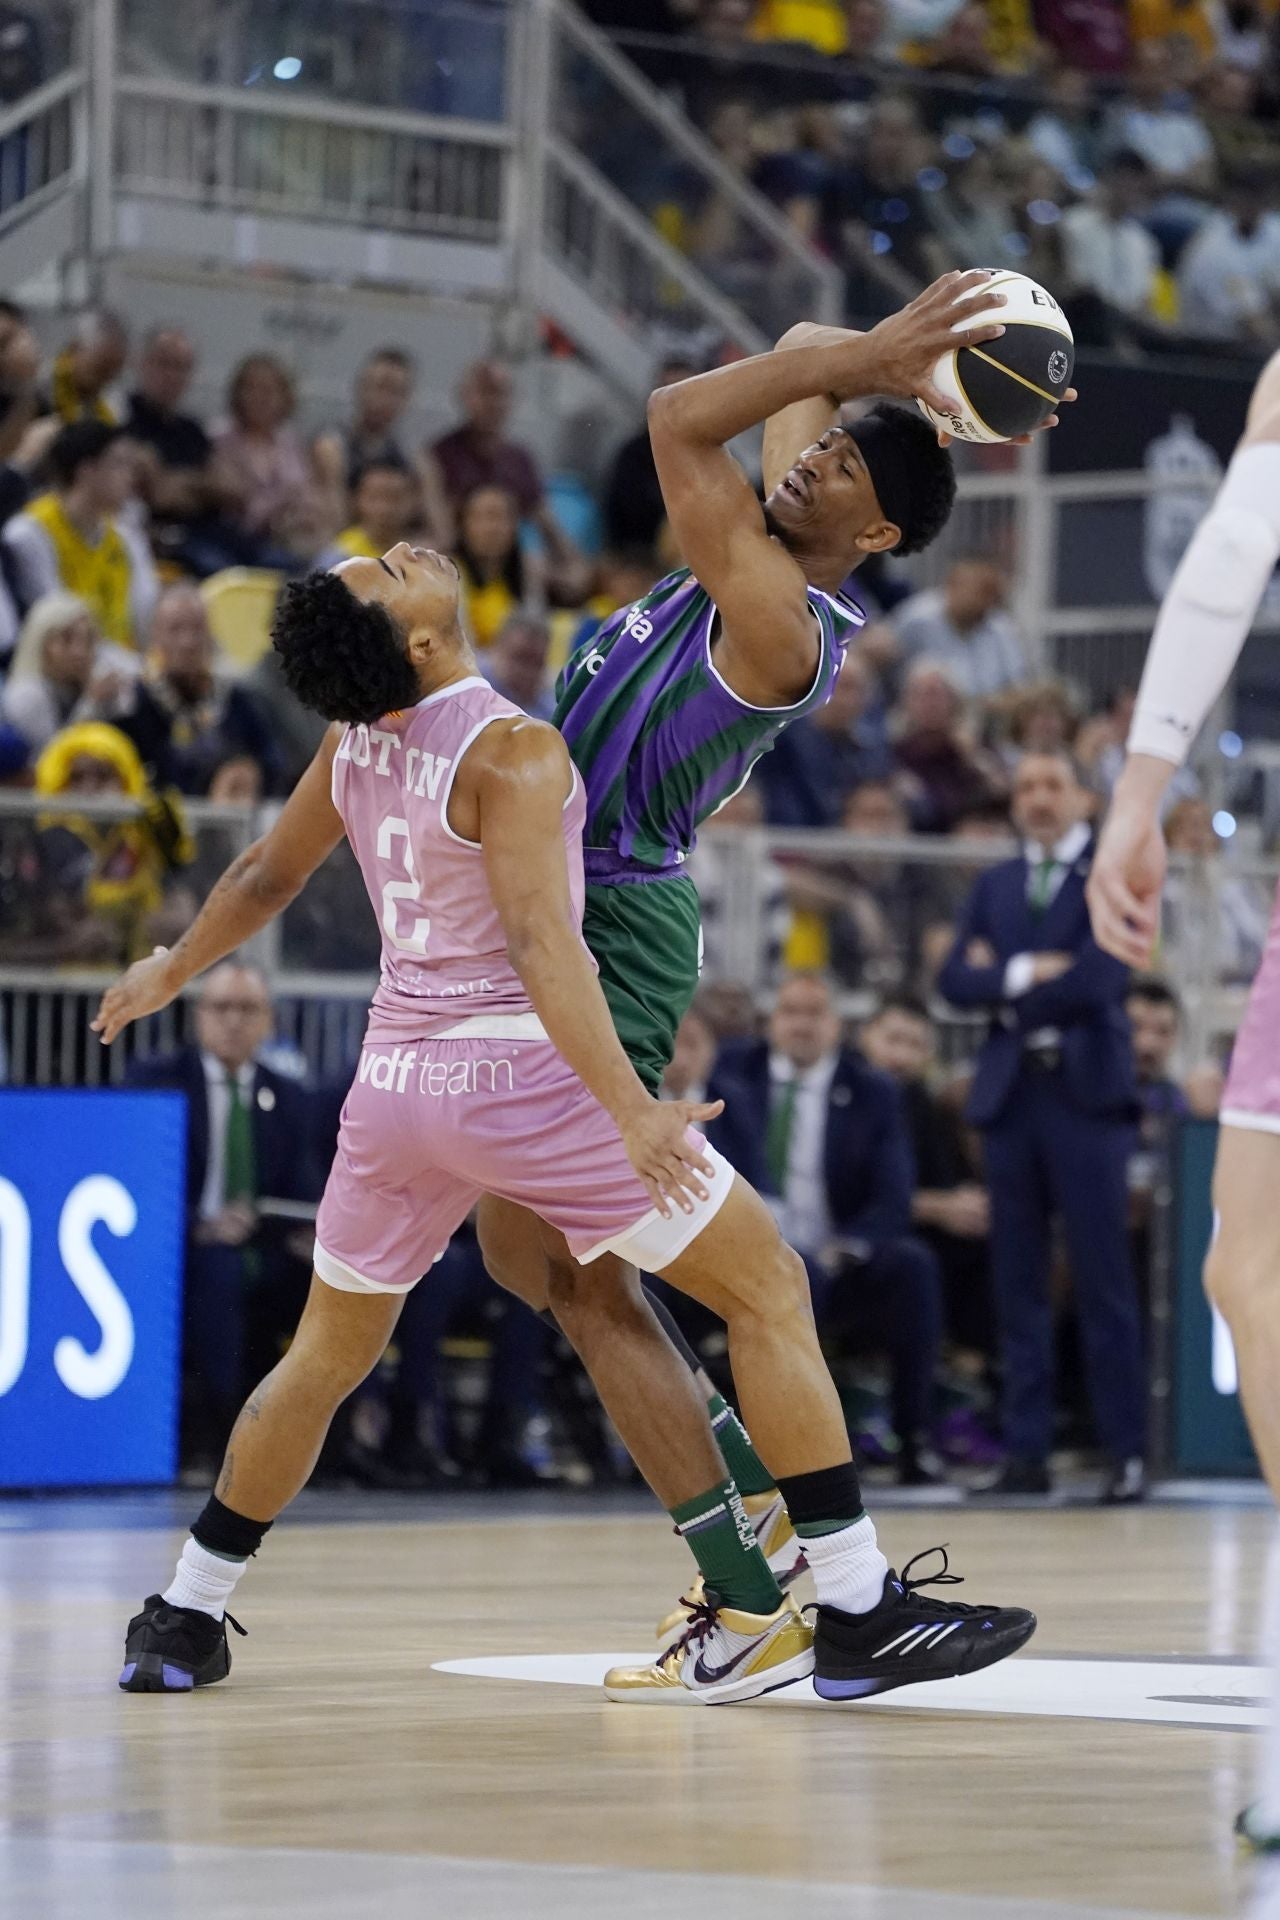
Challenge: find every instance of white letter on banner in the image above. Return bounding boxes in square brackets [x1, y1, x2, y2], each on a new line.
[0, 1177, 31, 1396]
[54, 1176, 136, 1400]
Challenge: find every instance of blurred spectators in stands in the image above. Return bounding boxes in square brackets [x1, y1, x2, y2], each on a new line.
[128, 961, 323, 1463]
[1126, 972, 1188, 1215]
[757, 647, 893, 826]
[892, 660, 1007, 831]
[602, 354, 699, 554]
[1001, 678, 1081, 770]
[752, 0, 851, 53]
[1177, 170, 1280, 343]
[45, 309, 129, 425]
[482, 611, 555, 720]
[689, 779, 792, 980]
[1034, 0, 1131, 75]
[123, 584, 281, 796]
[859, 992, 998, 1402]
[27, 720, 192, 966]
[0, 591, 135, 757]
[427, 359, 588, 601]
[1104, 41, 1214, 196]
[0, 297, 46, 472]
[127, 328, 250, 580]
[1162, 794, 1269, 982]
[1077, 684, 1202, 804]
[824, 96, 938, 313]
[1027, 65, 1101, 191]
[0, 4, 44, 103]
[312, 346, 449, 541]
[924, 148, 1023, 275]
[327, 458, 420, 563]
[894, 557, 1026, 701]
[3, 421, 159, 650]
[1199, 64, 1279, 178]
[1061, 151, 1162, 344]
[454, 485, 543, 649]
[715, 971, 947, 1483]
[663, 1002, 718, 1105]
[694, 977, 762, 1043]
[211, 354, 310, 556]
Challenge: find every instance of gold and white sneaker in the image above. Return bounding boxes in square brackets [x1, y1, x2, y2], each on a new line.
[655, 1492, 806, 1648]
[607, 1591, 813, 1704]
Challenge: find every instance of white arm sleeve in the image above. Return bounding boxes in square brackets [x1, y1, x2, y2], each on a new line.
[1128, 441, 1280, 766]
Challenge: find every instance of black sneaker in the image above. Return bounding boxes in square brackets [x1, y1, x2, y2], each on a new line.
[812, 1546, 1037, 1701]
[118, 1594, 246, 1693]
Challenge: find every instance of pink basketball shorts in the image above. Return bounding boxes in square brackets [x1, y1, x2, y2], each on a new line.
[1222, 877, 1280, 1133]
[313, 1033, 735, 1295]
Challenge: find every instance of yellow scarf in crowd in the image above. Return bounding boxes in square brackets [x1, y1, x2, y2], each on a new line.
[335, 525, 382, 558]
[35, 723, 193, 964]
[50, 350, 117, 425]
[26, 493, 136, 650]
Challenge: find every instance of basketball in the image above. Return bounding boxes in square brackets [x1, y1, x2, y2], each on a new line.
[916, 271, 1075, 445]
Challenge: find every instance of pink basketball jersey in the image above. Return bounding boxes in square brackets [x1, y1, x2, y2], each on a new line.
[330, 675, 588, 1043]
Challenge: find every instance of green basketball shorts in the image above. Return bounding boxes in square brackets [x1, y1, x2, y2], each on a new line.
[581, 875, 703, 1094]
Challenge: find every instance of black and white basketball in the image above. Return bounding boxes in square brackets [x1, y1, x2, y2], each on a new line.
[916, 270, 1075, 445]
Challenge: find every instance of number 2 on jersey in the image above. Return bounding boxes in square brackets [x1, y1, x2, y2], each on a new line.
[377, 815, 431, 956]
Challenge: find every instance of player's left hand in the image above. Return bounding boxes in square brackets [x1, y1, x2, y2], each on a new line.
[619, 1097, 726, 1218]
[92, 945, 180, 1044]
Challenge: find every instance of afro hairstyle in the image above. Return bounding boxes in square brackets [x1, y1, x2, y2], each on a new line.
[271, 569, 421, 725]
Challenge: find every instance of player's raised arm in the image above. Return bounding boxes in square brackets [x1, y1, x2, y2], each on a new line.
[647, 273, 1005, 705]
[469, 718, 723, 1216]
[93, 729, 347, 1043]
[1089, 348, 1280, 966]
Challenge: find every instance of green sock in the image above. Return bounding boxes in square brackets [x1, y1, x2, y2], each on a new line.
[706, 1392, 777, 1499]
[670, 1479, 783, 1616]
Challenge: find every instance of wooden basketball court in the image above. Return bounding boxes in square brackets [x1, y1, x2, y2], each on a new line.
[1, 1488, 1272, 1918]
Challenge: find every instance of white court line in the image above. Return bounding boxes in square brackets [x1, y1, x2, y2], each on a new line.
[432, 1650, 1268, 1731]
[0, 1839, 1205, 1920]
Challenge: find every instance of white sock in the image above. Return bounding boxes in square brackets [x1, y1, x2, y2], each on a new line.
[802, 1515, 889, 1614]
[162, 1536, 249, 1622]
[1255, 1522, 1280, 1834]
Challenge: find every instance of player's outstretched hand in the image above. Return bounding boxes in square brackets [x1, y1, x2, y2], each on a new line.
[91, 945, 180, 1045]
[619, 1096, 726, 1219]
[855, 269, 1007, 417]
[1087, 796, 1167, 968]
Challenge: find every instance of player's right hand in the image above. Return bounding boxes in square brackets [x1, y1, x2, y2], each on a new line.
[91, 945, 180, 1044]
[852, 270, 1008, 416]
[619, 1097, 726, 1219]
[1087, 801, 1167, 967]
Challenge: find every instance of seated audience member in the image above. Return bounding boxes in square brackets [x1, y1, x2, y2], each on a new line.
[122, 584, 281, 795]
[714, 971, 947, 1483]
[1002, 679, 1081, 765]
[327, 458, 419, 561]
[689, 780, 792, 982]
[31, 720, 193, 966]
[454, 484, 544, 648]
[313, 346, 448, 540]
[1162, 795, 1269, 984]
[126, 328, 249, 578]
[482, 611, 555, 719]
[1125, 976, 1189, 1272]
[1, 591, 136, 756]
[1103, 41, 1215, 207]
[127, 962, 324, 1458]
[892, 660, 1007, 833]
[211, 354, 310, 553]
[1060, 152, 1162, 344]
[602, 356, 699, 554]
[894, 558, 1027, 703]
[860, 994, 997, 1370]
[427, 357, 587, 600]
[45, 309, 129, 425]
[692, 978, 762, 1046]
[3, 422, 159, 649]
[1177, 171, 1280, 344]
[755, 648, 893, 827]
[823, 96, 938, 310]
[1027, 65, 1101, 191]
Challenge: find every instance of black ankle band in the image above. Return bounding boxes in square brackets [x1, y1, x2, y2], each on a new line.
[775, 1461, 864, 1530]
[192, 1494, 273, 1561]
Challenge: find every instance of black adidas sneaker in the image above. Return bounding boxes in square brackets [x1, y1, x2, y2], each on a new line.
[812, 1546, 1036, 1701]
[118, 1594, 246, 1693]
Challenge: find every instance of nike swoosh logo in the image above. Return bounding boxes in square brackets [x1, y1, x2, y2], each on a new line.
[692, 1637, 765, 1686]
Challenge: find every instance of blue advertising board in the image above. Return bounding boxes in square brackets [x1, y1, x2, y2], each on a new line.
[0, 1089, 186, 1488]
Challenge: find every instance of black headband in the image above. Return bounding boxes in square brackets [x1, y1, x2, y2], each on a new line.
[846, 415, 917, 549]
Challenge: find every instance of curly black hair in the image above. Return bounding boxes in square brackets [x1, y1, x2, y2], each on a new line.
[848, 403, 957, 558]
[271, 570, 421, 725]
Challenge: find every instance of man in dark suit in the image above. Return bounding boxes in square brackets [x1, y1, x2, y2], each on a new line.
[712, 973, 945, 1486]
[128, 960, 322, 1455]
[938, 750, 1145, 1501]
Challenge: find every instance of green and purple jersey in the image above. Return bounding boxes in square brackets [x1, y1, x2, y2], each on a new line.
[554, 566, 864, 883]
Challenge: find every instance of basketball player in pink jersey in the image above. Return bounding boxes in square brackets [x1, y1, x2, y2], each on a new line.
[97, 524, 1035, 1704]
[1087, 349, 1280, 1901]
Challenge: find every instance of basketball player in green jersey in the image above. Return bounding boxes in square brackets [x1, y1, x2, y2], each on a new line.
[479, 271, 1066, 1664]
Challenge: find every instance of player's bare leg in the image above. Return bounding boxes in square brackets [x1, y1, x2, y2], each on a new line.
[119, 1277, 401, 1692]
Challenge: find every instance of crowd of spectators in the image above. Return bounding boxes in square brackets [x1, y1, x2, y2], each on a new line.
[584, 0, 1280, 351]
